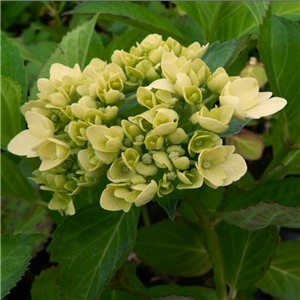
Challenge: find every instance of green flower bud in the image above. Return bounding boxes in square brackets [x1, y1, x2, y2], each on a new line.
[104, 89, 125, 105]
[188, 131, 222, 157]
[165, 37, 182, 56]
[189, 59, 211, 87]
[167, 145, 185, 156]
[177, 168, 203, 190]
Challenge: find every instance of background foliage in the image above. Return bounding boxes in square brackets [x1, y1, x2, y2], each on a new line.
[1, 2, 300, 300]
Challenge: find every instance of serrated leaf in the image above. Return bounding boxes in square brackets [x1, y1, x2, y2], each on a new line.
[1, 75, 24, 150]
[155, 190, 181, 221]
[256, 240, 300, 300]
[221, 178, 300, 211]
[202, 38, 250, 72]
[222, 202, 300, 230]
[30, 14, 98, 98]
[217, 223, 278, 292]
[31, 267, 60, 300]
[66, 2, 183, 41]
[1, 154, 39, 202]
[1, 234, 37, 298]
[175, 2, 268, 42]
[1, 32, 27, 103]
[135, 219, 211, 277]
[48, 203, 140, 300]
[271, 2, 300, 21]
[149, 285, 217, 300]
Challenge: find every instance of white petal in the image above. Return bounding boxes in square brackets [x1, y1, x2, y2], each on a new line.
[7, 130, 41, 157]
[146, 79, 176, 93]
[135, 180, 157, 206]
[245, 97, 287, 119]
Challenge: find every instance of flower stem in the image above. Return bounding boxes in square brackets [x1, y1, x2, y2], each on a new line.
[141, 206, 151, 226]
[201, 214, 228, 300]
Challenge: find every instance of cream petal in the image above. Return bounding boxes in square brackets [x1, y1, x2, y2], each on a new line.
[245, 97, 287, 119]
[135, 180, 157, 206]
[100, 185, 122, 211]
[7, 130, 41, 157]
[146, 78, 176, 93]
[220, 153, 247, 186]
[25, 111, 54, 139]
[220, 95, 246, 120]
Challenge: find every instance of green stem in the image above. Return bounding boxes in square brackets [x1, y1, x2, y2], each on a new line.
[141, 206, 151, 226]
[199, 93, 219, 108]
[202, 215, 228, 300]
[35, 200, 49, 209]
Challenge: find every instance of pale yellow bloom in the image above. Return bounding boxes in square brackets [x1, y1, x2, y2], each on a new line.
[220, 78, 287, 120]
[48, 193, 75, 216]
[196, 145, 247, 188]
[181, 42, 209, 60]
[8, 111, 55, 158]
[177, 168, 203, 190]
[194, 105, 234, 133]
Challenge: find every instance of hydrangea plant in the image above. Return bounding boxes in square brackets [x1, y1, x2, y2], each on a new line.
[8, 34, 286, 216]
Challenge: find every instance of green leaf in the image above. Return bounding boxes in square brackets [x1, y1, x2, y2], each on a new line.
[135, 219, 211, 277]
[175, 2, 268, 42]
[30, 14, 98, 99]
[1, 198, 53, 250]
[155, 190, 181, 221]
[219, 117, 251, 137]
[99, 289, 147, 300]
[1, 76, 24, 150]
[271, 2, 300, 21]
[109, 262, 150, 297]
[202, 38, 250, 72]
[149, 285, 218, 300]
[256, 240, 300, 300]
[259, 14, 300, 120]
[0, 1, 32, 29]
[217, 223, 278, 292]
[31, 267, 60, 300]
[221, 201, 300, 230]
[1, 234, 36, 298]
[1, 32, 27, 103]
[85, 31, 104, 64]
[1, 154, 39, 202]
[220, 178, 300, 211]
[48, 203, 140, 300]
[66, 2, 183, 41]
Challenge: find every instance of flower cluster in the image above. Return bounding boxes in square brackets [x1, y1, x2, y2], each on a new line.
[8, 34, 287, 215]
